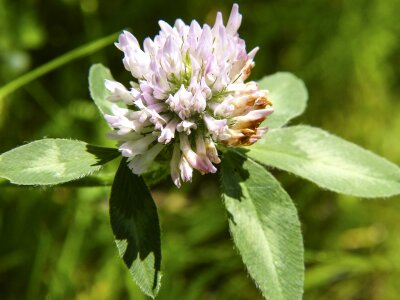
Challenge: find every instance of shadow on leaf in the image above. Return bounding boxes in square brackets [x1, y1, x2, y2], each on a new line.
[221, 149, 251, 226]
[86, 144, 120, 166]
[221, 149, 250, 200]
[109, 158, 161, 297]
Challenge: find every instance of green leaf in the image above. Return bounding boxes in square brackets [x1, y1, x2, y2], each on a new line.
[0, 139, 119, 185]
[221, 150, 304, 300]
[247, 126, 400, 198]
[258, 72, 308, 128]
[110, 159, 162, 298]
[89, 63, 115, 115]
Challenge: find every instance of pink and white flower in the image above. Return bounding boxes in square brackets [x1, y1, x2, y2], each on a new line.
[104, 4, 273, 187]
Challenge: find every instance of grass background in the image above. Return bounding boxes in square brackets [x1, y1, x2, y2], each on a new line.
[1, 0, 400, 299]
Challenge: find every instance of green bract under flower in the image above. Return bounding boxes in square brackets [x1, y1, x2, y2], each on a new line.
[104, 4, 273, 187]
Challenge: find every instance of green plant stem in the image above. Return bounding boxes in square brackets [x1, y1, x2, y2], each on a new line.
[0, 31, 119, 100]
[0, 173, 114, 188]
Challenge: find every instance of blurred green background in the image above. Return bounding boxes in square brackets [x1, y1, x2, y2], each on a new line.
[1, 0, 400, 299]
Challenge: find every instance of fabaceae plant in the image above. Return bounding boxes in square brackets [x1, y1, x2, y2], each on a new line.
[103, 4, 272, 186]
[1, 4, 400, 300]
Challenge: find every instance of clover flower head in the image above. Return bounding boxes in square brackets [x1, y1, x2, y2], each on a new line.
[104, 4, 273, 187]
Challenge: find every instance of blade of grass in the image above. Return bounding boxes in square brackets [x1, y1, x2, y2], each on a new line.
[0, 31, 119, 100]
[48, 195, 94, 299]
[26, 230, 52, 300]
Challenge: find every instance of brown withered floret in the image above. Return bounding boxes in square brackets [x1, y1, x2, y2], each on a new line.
[222, 94, 272, 146]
